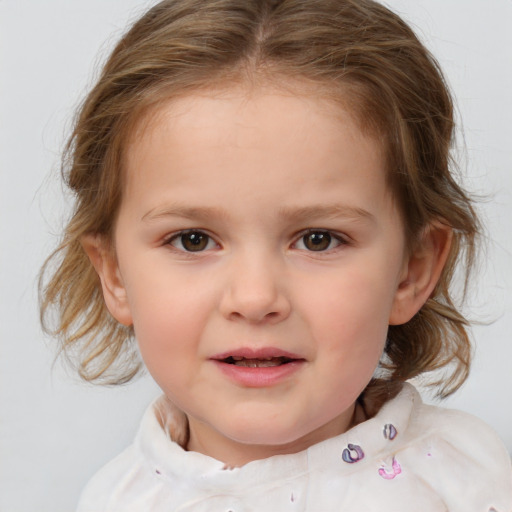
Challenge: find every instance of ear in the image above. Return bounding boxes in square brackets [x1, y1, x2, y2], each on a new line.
[81, 234, 133, 326]
[389, 222, 452, 325]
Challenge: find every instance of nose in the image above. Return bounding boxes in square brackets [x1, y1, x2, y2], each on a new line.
[219, 250, 291, 324]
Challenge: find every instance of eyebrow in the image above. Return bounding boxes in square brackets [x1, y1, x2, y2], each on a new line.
[276, 204, 376, 224]
[142, 202, 375, 225]
[142, 205, 229, 222]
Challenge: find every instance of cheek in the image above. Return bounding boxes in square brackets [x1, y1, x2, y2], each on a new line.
[125, 263, 212, 329]
[306, 267, 397, 337]
[125, 280, 207, 370]
[300, 265, 396, 381]
[132, 303, 201, 398]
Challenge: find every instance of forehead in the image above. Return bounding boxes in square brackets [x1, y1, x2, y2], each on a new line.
[118, 86, 397, 230]
[125, 83, 385, 175]
[126, 78, 382, 152]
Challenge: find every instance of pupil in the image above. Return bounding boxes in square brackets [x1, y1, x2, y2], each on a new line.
[182, 232, 207, 251]
[305, 232, 331, 251]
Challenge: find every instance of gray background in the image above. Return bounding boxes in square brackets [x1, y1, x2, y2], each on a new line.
[1, 1, 511, 510]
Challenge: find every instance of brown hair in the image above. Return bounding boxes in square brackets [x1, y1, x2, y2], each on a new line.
[40, 0, 479, 402]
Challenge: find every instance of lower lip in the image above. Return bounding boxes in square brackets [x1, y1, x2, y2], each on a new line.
[212, 360, 305, 387]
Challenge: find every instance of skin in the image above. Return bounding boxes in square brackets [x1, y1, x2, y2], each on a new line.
[84, 85, 451, 467]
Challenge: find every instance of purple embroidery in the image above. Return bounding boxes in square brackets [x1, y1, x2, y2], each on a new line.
[379, 457, 402, 480]
[383, 423, 397, 440]
[342, 444, 365, 463]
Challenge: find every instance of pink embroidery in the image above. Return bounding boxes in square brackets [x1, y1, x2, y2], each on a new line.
[379, 457, 402, 480]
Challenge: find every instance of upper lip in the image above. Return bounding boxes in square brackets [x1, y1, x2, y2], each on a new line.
[211, 347, 304, 361]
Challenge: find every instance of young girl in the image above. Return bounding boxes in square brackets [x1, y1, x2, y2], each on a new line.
[40, 0, 512, 510]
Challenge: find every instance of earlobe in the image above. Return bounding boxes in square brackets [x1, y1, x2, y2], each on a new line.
[81, 234, 133, 326]
[389, 222, 452, 325]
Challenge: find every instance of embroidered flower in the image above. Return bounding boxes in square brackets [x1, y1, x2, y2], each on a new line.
[379, 457, 402, 480]
[383, 423, 397, 440]
[342, 444, 364, 463]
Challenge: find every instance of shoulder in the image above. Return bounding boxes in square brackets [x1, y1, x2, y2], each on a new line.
[397, 386, 512, 510]
[75, 396, 191, 512]
[414, 395, 510, 469]
[76, 445, 142, 512]
[75, 397, 166, 512]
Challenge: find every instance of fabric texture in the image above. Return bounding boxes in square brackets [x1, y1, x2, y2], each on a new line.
[77, 384, 512, 511]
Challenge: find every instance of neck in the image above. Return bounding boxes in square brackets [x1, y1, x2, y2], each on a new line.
[186, 403, 363, 468]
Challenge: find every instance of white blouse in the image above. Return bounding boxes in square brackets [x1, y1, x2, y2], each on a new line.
[77, 384, 512, 511]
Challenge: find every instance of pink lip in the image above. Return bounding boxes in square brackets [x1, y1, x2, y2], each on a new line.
[210, 347, 306, 388]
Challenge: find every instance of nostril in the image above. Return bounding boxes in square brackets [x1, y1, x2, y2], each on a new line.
[228, 310, 278, 323]
[230, 309, 285, 324]
[219, 280, 291, 323]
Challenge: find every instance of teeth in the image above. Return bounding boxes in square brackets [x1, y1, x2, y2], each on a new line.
[234, 359, 281, 367]
[227, 357, 290, 368]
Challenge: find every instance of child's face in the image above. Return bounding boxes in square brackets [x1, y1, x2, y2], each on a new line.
[104, 87, 412, 465]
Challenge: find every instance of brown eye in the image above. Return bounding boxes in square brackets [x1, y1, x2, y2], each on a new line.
[170, 231, 214, 252]
[302, 231, 332, 251]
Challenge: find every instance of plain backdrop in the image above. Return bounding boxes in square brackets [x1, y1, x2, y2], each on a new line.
[1, 1, 511, 511]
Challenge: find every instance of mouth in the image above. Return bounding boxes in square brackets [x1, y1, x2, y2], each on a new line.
[221, 356, 296, 368]
[211, 348, 305, 387]
[211, 348, 305, 368]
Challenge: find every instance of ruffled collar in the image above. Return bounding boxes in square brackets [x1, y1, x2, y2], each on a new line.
[135, 383, 420, 493]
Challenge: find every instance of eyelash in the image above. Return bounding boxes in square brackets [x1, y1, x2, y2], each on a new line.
[293, 229, 349, 253]
[165, 230, 218, 253]
[164, 229, 349, 254]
